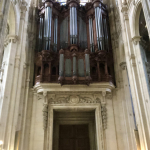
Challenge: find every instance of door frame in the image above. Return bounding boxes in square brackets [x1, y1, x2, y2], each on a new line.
[47, 104, 104, 150]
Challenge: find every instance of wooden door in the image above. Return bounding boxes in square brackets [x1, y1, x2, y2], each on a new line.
[59, 125, 90, 150]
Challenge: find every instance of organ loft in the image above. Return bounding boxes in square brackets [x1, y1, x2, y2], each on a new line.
[35, 0, 114, 86]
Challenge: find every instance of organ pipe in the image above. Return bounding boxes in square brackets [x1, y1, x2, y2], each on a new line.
[95, 6, 105, 50]
[59, 54, 64, 76]
[38, 16, 43, 51]
[44, 6, 52, 50]
[70, 7, 77, 44]
[54, 17, 58, 52]
[85, 54, 90, 76]
[89, 17, 94, 52]
[73, 56, 77, 76]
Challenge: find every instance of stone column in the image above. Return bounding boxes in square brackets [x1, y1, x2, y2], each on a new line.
[1, 1, 28, 150]
[0, 35, 18, 149]
[120, 1, 150, 149]
[120, 62, 137, 150]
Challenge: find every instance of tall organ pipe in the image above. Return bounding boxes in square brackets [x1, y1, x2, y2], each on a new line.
[54, 17, 58, 52]
[70, 7, 77, 44]
[72, 7, 75, 44]
[95, 8, 100, 50]
[91, 18, 94, 50]
[44, 6, 52, 50]
[38, 16, 43, 51]
[73, 56, 77, 76]
[48, 7, 52, 49]
[89, 17, 94, 52]
[44, 7, 48, 50]
[85, 54, 90, 76]
[97, 7, 102, 50]
[59, 54, 64, 76]
[70, 8, 72, 43]
[104, 18, 109, 51]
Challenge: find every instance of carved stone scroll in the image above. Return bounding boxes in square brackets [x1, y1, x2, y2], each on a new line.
[43, 91, 48, 130]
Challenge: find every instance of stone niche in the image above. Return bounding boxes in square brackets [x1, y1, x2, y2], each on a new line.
[34, 82, 114, 150]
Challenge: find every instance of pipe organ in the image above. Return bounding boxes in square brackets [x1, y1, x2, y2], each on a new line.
[35, 0, 114, 85]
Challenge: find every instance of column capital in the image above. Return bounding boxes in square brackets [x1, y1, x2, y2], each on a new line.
[121, 3, 128, 20]
[132, 36, 141, 45]
[4, 35, 19, 46]
[120, 62, 126, 70]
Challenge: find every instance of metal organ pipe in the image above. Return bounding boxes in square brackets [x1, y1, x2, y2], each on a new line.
[89, 17, 94, 52]
[59, 54, 64, 76]
[54, 17, 58, 52]
[104, 18, 109, 51]
[38, 16, 43, 51]
[48, 7, 52, 49]
[75, 7, 77, 44]
[70, 8, 72, 43]
[73, 56, 77, 76]
[44, 7, 48, 50]
[70, 7, 77, 44]
[85, 54, 90, 76]
[43, 5, 52, 50]
[95, 8, 100, 50]
[97, 7, 101, 50]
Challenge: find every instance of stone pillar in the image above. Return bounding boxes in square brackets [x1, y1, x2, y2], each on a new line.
[1, 1, 28, 150]
[120, 1, 150, 149]
[120, 62, 137, 150]
[0, 35, 18, 149]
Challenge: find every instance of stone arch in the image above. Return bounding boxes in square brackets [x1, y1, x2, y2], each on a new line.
[7, 2, 16, 35]
[131, 0, 142, 37]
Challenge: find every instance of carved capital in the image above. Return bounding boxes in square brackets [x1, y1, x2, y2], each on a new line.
[132, 36, 141, 45]
[4, 35, 19, 46]
[120, 62, 126, 70]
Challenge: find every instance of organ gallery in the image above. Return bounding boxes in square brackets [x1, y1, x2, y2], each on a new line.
[35, 0, 114, 85]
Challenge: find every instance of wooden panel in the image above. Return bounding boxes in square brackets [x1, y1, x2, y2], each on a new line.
[59, 125, 90, 150]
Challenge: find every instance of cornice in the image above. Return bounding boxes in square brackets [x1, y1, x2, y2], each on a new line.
[34, 82, 115, 94]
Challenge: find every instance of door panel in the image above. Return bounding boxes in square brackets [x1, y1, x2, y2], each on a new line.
[59, 125, 90, 150]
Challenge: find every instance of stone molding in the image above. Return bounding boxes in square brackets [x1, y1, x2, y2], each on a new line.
[49, 95, 101, 104]
[34, 83, 115, 130]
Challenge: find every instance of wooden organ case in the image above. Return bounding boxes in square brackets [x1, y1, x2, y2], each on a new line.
[35, 0, 114, 85]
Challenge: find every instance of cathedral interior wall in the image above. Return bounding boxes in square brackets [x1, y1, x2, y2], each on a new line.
[0, 0, 150, 150]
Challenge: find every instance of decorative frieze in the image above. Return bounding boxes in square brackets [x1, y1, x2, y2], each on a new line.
[49, 95, 101, 104]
